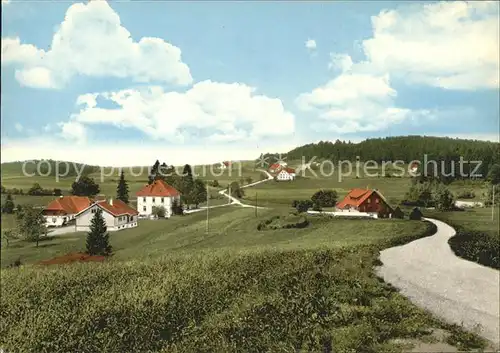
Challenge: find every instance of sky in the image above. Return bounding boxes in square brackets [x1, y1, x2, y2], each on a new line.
[1, 0, 499, 166]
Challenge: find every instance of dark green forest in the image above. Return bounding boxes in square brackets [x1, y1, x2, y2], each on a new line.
[265, 136, 499, 180]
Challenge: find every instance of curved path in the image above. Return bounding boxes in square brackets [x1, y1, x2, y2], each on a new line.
[376, 218, 500, 347]
[218, 170, 273, 208]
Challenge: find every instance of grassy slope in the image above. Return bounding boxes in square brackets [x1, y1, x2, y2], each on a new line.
[2, 207, 428, 267]
[2, 207, 457, 353]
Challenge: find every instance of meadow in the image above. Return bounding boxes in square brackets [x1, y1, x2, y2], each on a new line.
[0, 159, 495, 352]
[2, 205, 486, 352]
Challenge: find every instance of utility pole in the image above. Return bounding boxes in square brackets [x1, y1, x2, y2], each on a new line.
[206, 181, 209, 234]
[255, 192, 258, 217]
[492, 184, 496, 221]
[228, 185, 231, 205]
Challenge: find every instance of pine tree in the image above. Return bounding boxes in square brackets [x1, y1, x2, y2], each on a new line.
[2, 193, 15, 214]
[86, 208, 112, 256]
[116, 170, 129, 204]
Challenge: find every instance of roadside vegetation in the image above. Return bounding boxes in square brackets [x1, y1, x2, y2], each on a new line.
[1, 208, 476, 353]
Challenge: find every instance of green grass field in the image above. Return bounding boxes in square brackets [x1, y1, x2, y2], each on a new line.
[1, 206, 429, 267]
[424, 207, 499, 237]
[3, 205, 483, 352]
[0, 160, 494, 352]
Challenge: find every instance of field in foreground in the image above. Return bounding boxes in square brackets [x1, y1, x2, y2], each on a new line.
[1, 206, 489, 352]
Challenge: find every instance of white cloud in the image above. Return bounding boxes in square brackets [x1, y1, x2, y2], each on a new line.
[296, 58, 434, 133]
[1, 1, 192, 88]
[363, 1, 499, 90]
[1, 137, 299, 167]
[297, 1, 498, 134]
[14, 123, 23, 132]
[15, 67, 59, 88]
[305, 39, 317, 50]
[328, 53, 353, 72]
[60, 80, 294, 143]
[58, 121, 87, 144]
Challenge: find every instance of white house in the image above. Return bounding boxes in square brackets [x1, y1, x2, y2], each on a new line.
[43, 196, 92, 227]
[276, 167, 296, 181]
[75, 198, 139, 232]
[136, 179, 181, 218]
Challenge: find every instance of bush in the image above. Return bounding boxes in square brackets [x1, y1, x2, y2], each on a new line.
[152, 206, 167, 218]
[409, 208, 423, 221]
[456, 190, 475, 199]
[295, 200, 313, 213]
[448, 230, 499, 269]
[392, 207, 405, 219]
[311, 189, 337, 208]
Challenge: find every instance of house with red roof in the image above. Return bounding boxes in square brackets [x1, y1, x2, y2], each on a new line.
[136, 179, 181, 218]
[43, 196, 92, 227]
[75, 198, 139, 232]
[276, 167, 296, 181]
[336, 188, 393, 218]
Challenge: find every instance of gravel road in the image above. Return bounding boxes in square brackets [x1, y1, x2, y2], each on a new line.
[376, 218, 500, 347]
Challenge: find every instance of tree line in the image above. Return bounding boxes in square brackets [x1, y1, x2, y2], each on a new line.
[266, 136, 499, 181]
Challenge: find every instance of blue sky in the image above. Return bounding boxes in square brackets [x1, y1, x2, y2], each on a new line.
[1, 0, 498, 166]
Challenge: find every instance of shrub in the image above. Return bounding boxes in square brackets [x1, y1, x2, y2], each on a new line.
[456, 190, 475, 199]
[152, 205, 167, 218]
[295, 200, 313, 213]
[409, 208, 423, 220]
[448, 230, 499, 269]
[392, 207, 405, 219]
[311, 189, 338, 208]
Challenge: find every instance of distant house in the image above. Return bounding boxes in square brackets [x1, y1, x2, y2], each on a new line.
[75, 198, 139, 232]
[276, 167, 296, 181]
[136, 179, 181, 218]
[43, 196, 92, 227]
[410, 162, 419, 174]
[336, 188, 393, 218]
[269, 163, 281, 173]
[220, 161, 231, 169]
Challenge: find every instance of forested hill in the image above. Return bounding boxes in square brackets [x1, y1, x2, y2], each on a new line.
[266, 136, 500, 178]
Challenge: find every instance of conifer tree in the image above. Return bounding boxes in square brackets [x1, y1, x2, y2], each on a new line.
[116, 170, 129, 204]
[86, 208, 112, 256]
[2, 193, 15, 214]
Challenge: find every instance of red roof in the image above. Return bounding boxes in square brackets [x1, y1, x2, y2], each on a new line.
[269, 163, 282, 170]
[336, 188, 376, 209]
[136, 179, 180, 197]
[223, 161, 231, 166]
[282, 167, 295, 174]
[44, 196, 92, 215]
[96, 199, 139, 216]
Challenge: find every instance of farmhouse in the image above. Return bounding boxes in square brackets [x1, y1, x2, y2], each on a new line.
[269, 162, 286, 173]
[336, 188, 393, 218]
[75, 198, 139, 231]
[136, 179, 181, 218]
[220, 161, 231, 169]
[43, 196, 92, 227]
[276, 167, 296, 181]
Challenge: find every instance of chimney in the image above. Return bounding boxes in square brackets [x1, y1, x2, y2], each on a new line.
[109, 198, 113, 206]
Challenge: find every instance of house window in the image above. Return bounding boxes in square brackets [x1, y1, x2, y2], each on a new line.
[367, 199, 371, 204]
[376, 199, 380, 204]
[143, 206, 146, 211]
[161, 197, 164, 203]
[152, 197, 156, 202]
[143, 197, 146, 202]
[52, 217, 56, 223]
[91, 208, 96, 214]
